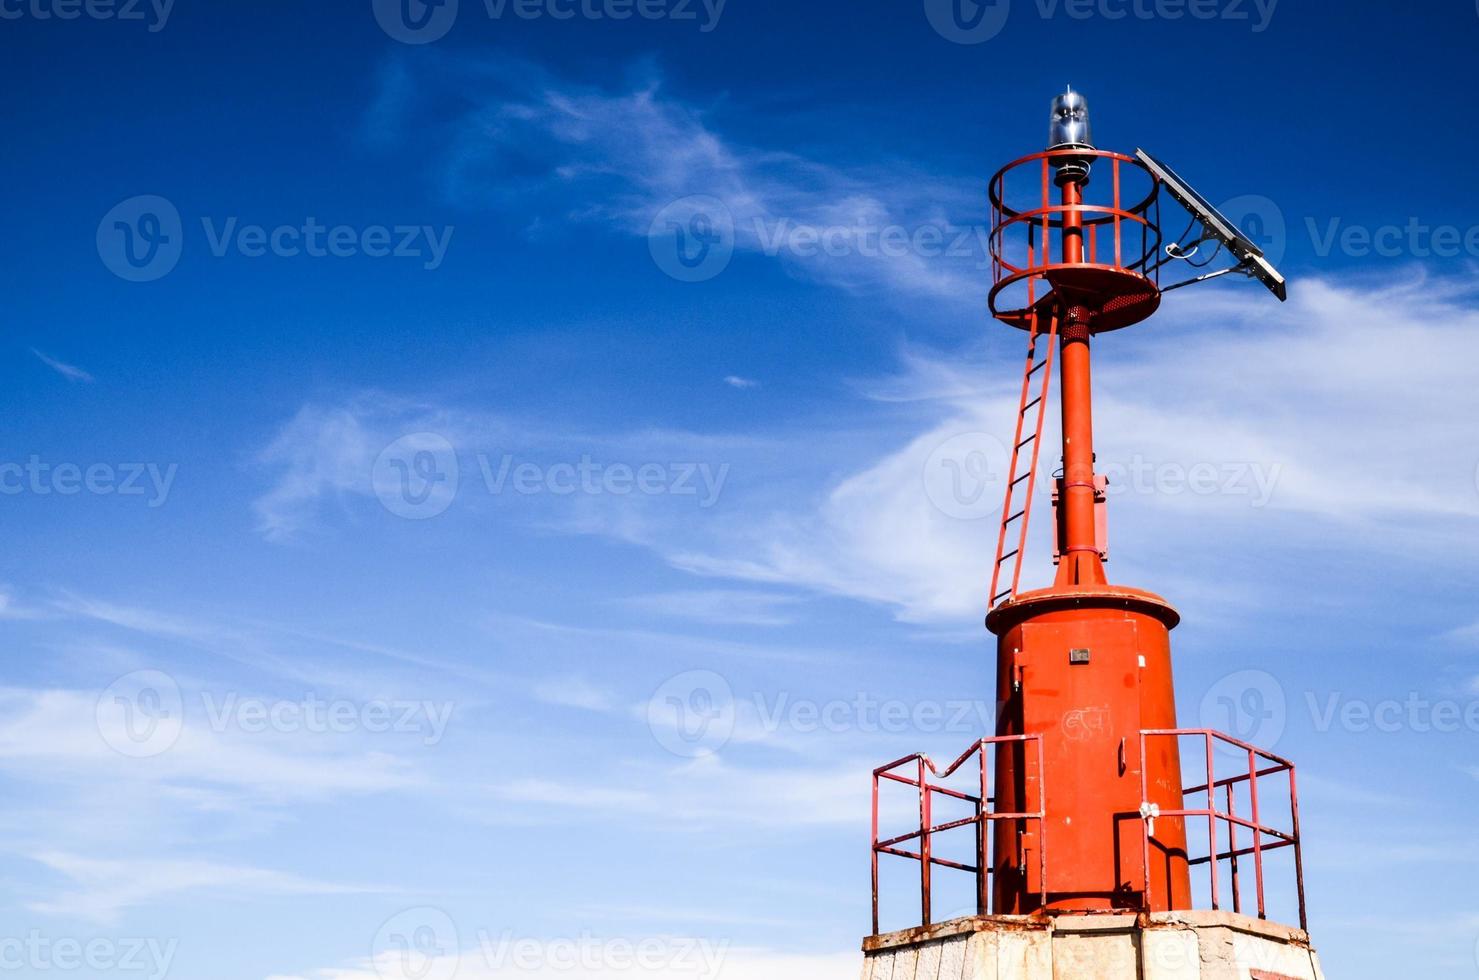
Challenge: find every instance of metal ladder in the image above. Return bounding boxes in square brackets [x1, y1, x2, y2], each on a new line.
[989, 309, 1059, 607]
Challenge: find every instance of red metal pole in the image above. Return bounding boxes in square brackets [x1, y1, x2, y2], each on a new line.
[1289, 766, 1308, 932]
[1226, 781, 1241, 915]
[872, 772, 880, 935]
[1205, 734, 1219, 910]
[1139, 732, 1152, 910]
[1055, 179, 1107, 588]
[978, 742, 989, 915]
[1035, 736, 1047, 911]
[1249, 748, 1266, 919]
[919, 758, 931, 925]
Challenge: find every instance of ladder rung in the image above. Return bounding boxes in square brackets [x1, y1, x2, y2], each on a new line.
[1010, 472, 1032, 487]
[1027, 360, 1049, 376]
[1016, 435, 1036, 449]
[992, 589, 1013, 603]
[997, 549, 1019, 563]
[1003, 509, 1026, 525]
[1021, 395, 1042, 413]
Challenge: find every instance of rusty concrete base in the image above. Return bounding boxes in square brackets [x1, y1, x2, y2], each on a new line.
[861, 912, 1326, 980]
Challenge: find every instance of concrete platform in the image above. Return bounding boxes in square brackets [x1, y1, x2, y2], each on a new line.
[861, 911, 1325, 980]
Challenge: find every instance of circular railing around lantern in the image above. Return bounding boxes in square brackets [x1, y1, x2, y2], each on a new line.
[988, 148, 1164, 333]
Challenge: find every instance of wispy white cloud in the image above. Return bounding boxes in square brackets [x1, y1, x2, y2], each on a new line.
[54, 592, 217, 641]
[51, 590, 491, 697]
[364, 52, 986, 305]
[619, 590, 804, 627]
[0, 686, 427, 800]
[250, 393, 769, 545]
[618, 275, 1479, 622]
[532, 675, 618, 711]
[565, 902, 798, 929]
[244, 275, 1479, 626]
[495, 778, 655, 811]
[250, 394, 472, 542]
[723, 376, 758, 389]
[0, 586, 48, 621]
[0, 674, 441, 922]
[482, 754, 867, 831]
[480, 613, 846, 668]
[30, 348, 94, 383]
[268, 943, 855, 980]
[1440, 618, 1479, 652]
[28, 851, 377, 925]
[349, 52, 1479, 627]
[0, 592, 498, 877]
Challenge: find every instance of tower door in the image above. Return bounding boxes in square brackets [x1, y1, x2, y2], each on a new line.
[1017, 617, 1146, 910]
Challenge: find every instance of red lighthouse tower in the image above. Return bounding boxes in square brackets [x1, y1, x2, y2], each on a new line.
[865, 93, 1321, 977]
[984, 89, 1193, 918]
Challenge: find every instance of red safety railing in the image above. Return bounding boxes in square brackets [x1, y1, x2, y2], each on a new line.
[1139, 729, 1307, 931]
[986, 147, 1162, 329]
[869, 728, 1308, 936]
[870, 735, 1045, 934]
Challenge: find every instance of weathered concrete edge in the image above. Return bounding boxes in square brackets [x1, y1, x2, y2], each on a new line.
[861, 914, 1050, 951]
[862, 910, 1311, 952]
[1145, 909, 1312, 947]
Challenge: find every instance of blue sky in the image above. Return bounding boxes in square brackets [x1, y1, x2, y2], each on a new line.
[4, 1, 1479, 978]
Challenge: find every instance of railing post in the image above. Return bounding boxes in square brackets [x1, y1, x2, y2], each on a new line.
[871, 771, 880, 936]
[1289, 764, 1308, 932]
[1035, 735, 1047, 911]
[1139, 732, 1152, 913]
[1205, 733, 1219, 911]
[1147, 194, 1158, 284]
[1248, 748, 1266, 920]
[1226, 781, 1241, 915]
[1040, 157, 1051, 287]
[1113, 157, 1122, 267]
[977, 740, 989, 915]
[919, 757, 931, 926]
[992, 174, 1000, 283]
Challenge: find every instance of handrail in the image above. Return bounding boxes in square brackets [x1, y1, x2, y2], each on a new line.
[870, 727, 1308, 937]
[987, 149, 1164, 329]
[1138, 728, 1308, 932]
[870, 735, 1045, 934]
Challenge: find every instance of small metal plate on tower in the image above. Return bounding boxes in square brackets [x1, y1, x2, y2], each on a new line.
[1069, 648, 1091, 665]
[1135, 148, 1288, 302]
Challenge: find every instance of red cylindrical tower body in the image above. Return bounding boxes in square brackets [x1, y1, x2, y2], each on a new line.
[988, 588, 1190, 913]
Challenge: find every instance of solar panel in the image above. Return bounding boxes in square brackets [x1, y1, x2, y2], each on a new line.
[1135, 148, 1287, 302]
